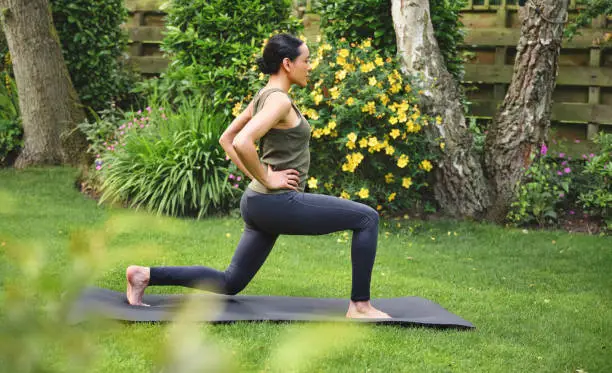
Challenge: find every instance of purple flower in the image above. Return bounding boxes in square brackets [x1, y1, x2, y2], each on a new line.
[159, 107, 164, 111]
[540, 143, 548, 156]
[564, 167, 571, 173]
[233, 184, 239, 188]
[589, 153, 595, 158]
[569, 210, 575, 215]
[559, 193, 565, 198]
[146, 106, 152, 112]
[559, 152, 565, 158]
[552, 139, 558, 145]
[583, 213, 589, 218]
[229, 174, 235, 179]
[582, 154, 588, 159]
[95, 165, 102, 171]
[236, 176, 242, 181]
[557, 171, 563, 176]
[140, 125, 144, 129]
[225, 155, 230, 161]
[137, 110, 142, 115]
[96, 154, 100, 158]
[561, 161, 568, 166]
[575, 139, 581, 143]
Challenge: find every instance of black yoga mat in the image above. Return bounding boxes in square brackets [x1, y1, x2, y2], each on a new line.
[68, 287, 474, 329]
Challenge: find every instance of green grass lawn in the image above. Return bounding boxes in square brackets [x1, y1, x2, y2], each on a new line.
[1, 167, 611, 373]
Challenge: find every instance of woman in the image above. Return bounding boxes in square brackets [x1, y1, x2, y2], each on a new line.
[126, 33, 390, 319]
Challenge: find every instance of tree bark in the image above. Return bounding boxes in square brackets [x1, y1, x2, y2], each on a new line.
[484, 0, 569, 222]
[391, 0, 490, 218]
[0, 0, 87, 168]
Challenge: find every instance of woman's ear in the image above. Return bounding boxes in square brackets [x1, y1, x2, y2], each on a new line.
[282, 57, 291, 73]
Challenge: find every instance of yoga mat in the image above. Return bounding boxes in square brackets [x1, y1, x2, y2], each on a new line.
[68, 287, 474, 329]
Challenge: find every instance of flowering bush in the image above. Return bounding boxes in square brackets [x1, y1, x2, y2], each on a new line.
[507, 144, 573, 227]
[238, 38, 439, 213]
[578, 132, 612, 230]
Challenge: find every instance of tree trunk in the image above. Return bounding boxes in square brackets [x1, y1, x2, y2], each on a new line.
[0, 0, 87, 168]
[484, 0, 569, 222]
[391, 0, 490, 218]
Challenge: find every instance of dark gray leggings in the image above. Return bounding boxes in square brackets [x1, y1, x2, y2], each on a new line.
[149, 188, 379, 301]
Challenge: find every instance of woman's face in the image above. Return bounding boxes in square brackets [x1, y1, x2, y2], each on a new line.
[287, 43, 311, 87]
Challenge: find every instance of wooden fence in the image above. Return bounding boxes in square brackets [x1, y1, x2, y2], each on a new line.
[124, 1, 612, 138]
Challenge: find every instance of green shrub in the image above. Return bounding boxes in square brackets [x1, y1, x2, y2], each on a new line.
[141, 0, 302, 116]
[96, 97, 240, 218]
[507, 144, 572, 227]
[238, 38, 439, 212]
[50, 0, 138, 112]
[578, 132, 612, 230]
[0, 73, 21, 166]
[316, 0, 467, 81]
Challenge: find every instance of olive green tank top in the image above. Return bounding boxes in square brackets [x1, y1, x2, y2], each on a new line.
[247, 88, 311, 194]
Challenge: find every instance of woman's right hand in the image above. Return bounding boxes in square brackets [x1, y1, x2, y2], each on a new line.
[264, 164, 300, 191]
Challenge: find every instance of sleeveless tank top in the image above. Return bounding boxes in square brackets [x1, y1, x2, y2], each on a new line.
[247, 88, 311, 194]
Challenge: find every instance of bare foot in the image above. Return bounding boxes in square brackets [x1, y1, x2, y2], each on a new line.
[346, 300, 391, 319]
[126, 265, 150, 306]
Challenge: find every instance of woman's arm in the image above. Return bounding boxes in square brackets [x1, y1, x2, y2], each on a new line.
[219, 101, 255, 180]
[231, 92, 300, 191]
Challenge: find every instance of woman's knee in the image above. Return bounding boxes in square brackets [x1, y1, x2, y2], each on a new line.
[362, 204, 379, 227]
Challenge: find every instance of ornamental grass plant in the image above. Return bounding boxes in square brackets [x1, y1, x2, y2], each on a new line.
[96, 97, 239, 218]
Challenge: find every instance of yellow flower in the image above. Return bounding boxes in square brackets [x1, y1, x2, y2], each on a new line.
[359, 138, 368, 148]
[362, 39, 372, 48]
[360, 62, 375, 73]
[436, 115, 442, 125]
[346, 141, 356, 150]
[232, 101, 243, 117]
[404, 84, 412, 93]
[312, 128, 324, 138]
[402, 177, 413, 189]
[368, 137, 379, 147]
[322, 43, 332, 51]
[328, 120, 337, 130]
[308, 177, 318, 189]
[389, 116, 398, 125]
[304, 109, 319, 120]
[338, 48, 350, 58]
[379, 94, 390, 106]
[368, 76, 377, 86]
[389, 129, 400, 139]
[340, 191, 351, 199]
[420, 160, 433, 172]
[388, 192, 396, 202]
[385, 145, 395, 155]
[330, 87, 340, 100]
[346, 97, 355, 106]
[347, 132, 357, 142]
[341, 152, 365, 173]
[375, 56, 384, 66]
[259, 73, 265, 80]
[376, 205, 382, 211]
[313, 93, 324, 105]
[356, 188, 370, 199]
[322, 127, 331, 135]
[440, 142, 446, 150]
[335, 69, 347, 81]
[336, 56, 346, 65]
[397, 154, 410, 168]
[361, 101, 376, 115]
[385, 173, 394, 184]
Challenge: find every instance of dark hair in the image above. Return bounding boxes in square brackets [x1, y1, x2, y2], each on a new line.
[256, 33, 304, 74]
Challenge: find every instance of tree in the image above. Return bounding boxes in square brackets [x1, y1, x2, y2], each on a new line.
[0, 0, 87, 167]
[391, 0, 570, 222]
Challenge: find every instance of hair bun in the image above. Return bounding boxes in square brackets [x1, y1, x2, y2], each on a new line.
[256, 56, 273, 74]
